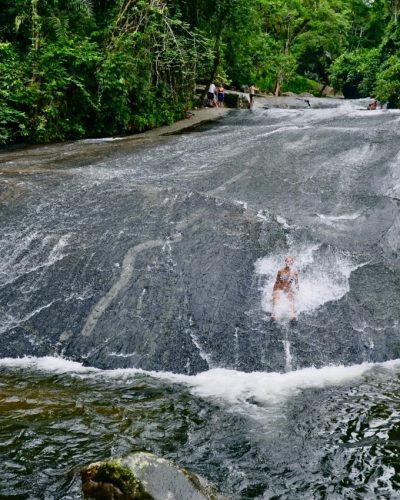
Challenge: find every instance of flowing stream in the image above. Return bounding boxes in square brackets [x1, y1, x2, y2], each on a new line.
[1, 98, 400, 498]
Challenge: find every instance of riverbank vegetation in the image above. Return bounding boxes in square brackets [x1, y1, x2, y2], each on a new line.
[1, 0, 399, 145]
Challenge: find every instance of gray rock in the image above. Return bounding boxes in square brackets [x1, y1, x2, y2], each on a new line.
[82, 453, 225, 500]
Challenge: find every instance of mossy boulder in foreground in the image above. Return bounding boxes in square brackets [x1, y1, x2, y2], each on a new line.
[81, 452, 225, 500]
[81, 459, 152, 499]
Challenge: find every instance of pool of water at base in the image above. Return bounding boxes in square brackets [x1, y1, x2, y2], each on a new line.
[1, 359, 400, 499]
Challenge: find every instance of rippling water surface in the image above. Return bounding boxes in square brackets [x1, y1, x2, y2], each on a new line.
[2, 358, 400, 498]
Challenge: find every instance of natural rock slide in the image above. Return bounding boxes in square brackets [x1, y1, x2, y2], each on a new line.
[1, 98, 400, 375]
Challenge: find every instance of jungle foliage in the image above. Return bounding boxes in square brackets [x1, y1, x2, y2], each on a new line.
[0, 0, 399, 144]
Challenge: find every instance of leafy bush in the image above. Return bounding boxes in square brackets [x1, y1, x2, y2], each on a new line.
[374, 55, 400, 108]
[30, 37, 100, 142]
[96, 38, 139, 136]
[282, 75, 321, 95]
[0, 43, 29, 144]
[357, 49, 381, 97]
[329, 48, 381, 98]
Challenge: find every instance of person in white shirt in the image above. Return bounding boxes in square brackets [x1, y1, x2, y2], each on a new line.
[207, 83, 217, 107]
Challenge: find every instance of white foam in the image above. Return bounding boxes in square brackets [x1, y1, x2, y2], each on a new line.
[108, 352, 137, 358]
[234, 200, 248, 210]
[255, 245, 360, 318]
[256, 125, 312, 140]
[0, 356, 95, 373]
[186, 324, 212, 367]
[316, 212, 361, 226]
[256, 210, 271, 222]
[172, 362, 400, 404]
[276, 215, 291, 229]
[2, 356, 400, 406]
[282, 340, 293, 372]
[79, 136, 124, 143]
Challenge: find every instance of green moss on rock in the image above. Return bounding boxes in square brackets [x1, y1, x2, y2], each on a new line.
[81, 459, 153, 500]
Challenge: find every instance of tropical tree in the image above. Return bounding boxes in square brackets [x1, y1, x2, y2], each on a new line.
[258, 0, 350, 95]
[329, 0, 399, 102]
[374, 18, 400, 106]
[95, 0, 212, 134]
[329, 48, 381, 98]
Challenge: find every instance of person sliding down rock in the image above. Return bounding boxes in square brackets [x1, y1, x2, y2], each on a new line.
[271, 256, 299, 321]
[368, 99, 378, 110]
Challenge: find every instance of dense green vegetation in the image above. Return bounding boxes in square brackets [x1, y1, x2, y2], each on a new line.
[0, 0, 399, 144]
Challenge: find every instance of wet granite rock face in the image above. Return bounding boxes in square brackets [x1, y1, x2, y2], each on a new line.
[69, 191, 266, 374]
[81, 453, 224, 500]
[223, 92, 250, 109]
[3, 103, 400, 374]
[0, 175, 276, 373]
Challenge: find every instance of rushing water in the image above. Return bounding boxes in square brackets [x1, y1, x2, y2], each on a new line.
[1, 99, 400, 497]
[2, 357, 400, 499]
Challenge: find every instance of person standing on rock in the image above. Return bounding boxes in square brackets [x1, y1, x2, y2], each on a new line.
[271, 256, 299, 321]
[368, 99, 378, 110]
[217, 84, 225, 107]
[207, 82, 217, 107]
[249, 84, 258, 109]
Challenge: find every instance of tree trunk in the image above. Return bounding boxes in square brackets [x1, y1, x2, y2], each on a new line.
[274, 79, 281, 96]
[393, 0, 399, 22]
[274, 38, 290, 97]
[274, 70, 284, 96]
[204, 14, 225, 102]
[31, 0, 40, 82]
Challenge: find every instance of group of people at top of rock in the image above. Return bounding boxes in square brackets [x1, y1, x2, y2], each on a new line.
[207, 82, 382, 111]
[207, 83, 259, 109]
